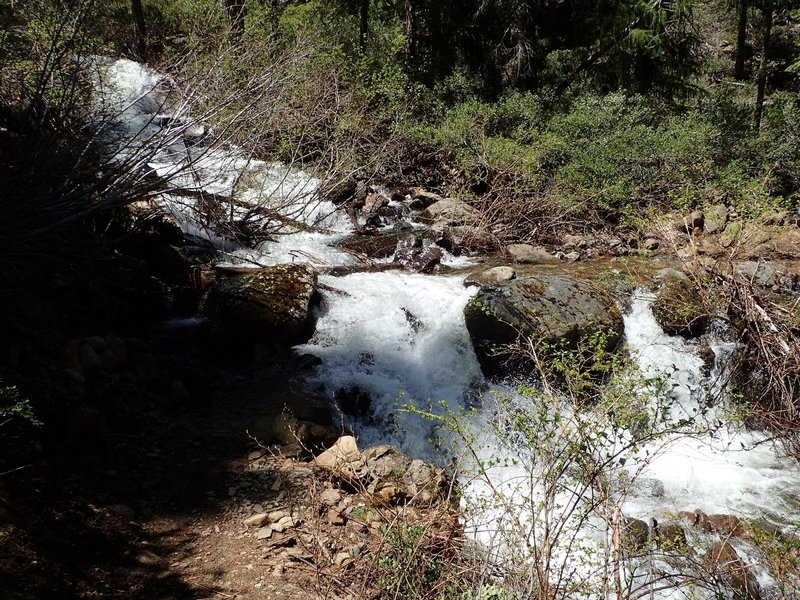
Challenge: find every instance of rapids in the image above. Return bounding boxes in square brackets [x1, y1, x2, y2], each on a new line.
[92, 57, 800, 598]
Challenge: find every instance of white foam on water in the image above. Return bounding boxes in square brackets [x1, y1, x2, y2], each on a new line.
[89, 58, 357, 265]
[622, 292, 800, 526]
[295, 272, 480, 457]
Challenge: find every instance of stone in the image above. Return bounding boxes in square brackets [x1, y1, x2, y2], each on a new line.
[408, 189, 445, 210]
[243, 513, 269, 527]
[653, 520, 689, 553]
[762, 210, 788, 226]
[361, 445, 445, 506]
[652, 280, 708, 337]
[622, 517, 650, 552]
[337, 232, 406, 259]
[169, 379, 190, 403]
[334, 386, 372, 416]
[448, 225, 495, 252]
[202, 264, 320, 344]
[565, 251, 581, 262]
[394, 236, 443, 273]
[319, 489, 343, 506]
[562, 234, 584, 248]
[655, 268, 689, 283]
[464, 275, 624, 377]
[678, 509, 711, 532]
[78, 343, 104, 374]
[63, 368, 85, 385]
[690, 210, 705, 230]
[333, 551, 351, 566]
[255, 527, 273, 540]
[707, 514, 743, 537]
[704, 541, 760, 600]
[84, 336, 107, 352]
[363, 193, 389, 219]
[463, 266, 516, 288]
[315, 436, 363, 471]
[326, 508, 346, 525]
[506, 244, 559, 264]
[704, 204, 729, 234]
[643, 238, 660, 251]
[268, 510, 290, 523]
[418, 199, 479, 227]
[733, 261, 782, 289]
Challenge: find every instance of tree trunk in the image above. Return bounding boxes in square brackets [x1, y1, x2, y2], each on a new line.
[404, 0, 416, 59]
[131, 0, 147, 60]
[754, 1, 773, 133]
[223, 0, 246, 40]
[359, 0, 368, 54]
[734, 0, 748, 80]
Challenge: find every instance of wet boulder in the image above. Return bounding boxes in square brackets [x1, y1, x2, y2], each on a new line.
[463, 266, 516, 288]
[337, 231, 407, 259]
[202, 263, 320, 344]
[622, 517, 650, 553]
[464, 275, 624, 377]
[704, 541, 761, 600]
[394, 234, 443, 273]
[651, 280, 708, 337]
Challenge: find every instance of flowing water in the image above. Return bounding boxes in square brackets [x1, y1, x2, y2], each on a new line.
[94, 58, 800, 598]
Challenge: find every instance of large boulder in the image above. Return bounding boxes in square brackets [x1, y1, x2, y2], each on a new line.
[464, 275, 624, 377]
[651, 280, 708, 337]
[704, 541, 761, 600]
[202, 263, 320, 344]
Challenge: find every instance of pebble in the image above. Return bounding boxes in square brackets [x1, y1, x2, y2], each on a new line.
[255, 527, 273, 540]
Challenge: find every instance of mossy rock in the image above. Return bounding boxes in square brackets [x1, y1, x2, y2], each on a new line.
[464, 274, 624, 377]
[651, 281, 708, 337]
[202, 264, 320, 344]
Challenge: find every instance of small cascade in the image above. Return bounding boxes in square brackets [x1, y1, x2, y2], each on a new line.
[90, 57, 800, 598]
[295, 272, 481, 458]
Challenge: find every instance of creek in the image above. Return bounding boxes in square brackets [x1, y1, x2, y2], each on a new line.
[94, 57, 800, 598]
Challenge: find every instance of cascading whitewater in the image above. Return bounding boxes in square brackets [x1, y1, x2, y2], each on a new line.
[94, 57, 800, 598]
[299, 282, 800, 597]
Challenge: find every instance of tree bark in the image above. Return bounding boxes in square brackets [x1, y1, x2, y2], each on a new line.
[404, 0, 416, 59]
[359, 0, 368, 54]
[223, 0, 246, 40]
[734, 0, 748, 80]
[131, 0, 147, 60]
[754, 1, 773, 133]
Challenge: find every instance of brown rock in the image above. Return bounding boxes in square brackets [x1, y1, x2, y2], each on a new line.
[653, 520, 690, 553]
[418, 199, 479, 226]
[315, 436, 363, 471]
[622, 517, 650, 552]
[463, 266, 516, 288]
[708, 514, 743, 537]
[506, 244, 559, 264]
[704, 541, 760, 600]
[243, 513, 269, 527]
